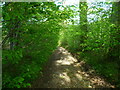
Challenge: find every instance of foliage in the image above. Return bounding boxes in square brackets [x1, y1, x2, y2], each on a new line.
[60, 2, 119, 87]
[2, 2, 73, 88]
[2, 1, 120, 88]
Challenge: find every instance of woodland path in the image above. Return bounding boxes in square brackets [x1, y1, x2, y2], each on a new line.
[32, 47, 115, 88]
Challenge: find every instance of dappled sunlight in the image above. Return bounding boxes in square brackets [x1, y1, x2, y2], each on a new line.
[55, 47, 77, 66]
[75, 73, 83, 81]
[59, 72, 71, 83]
[33, 47, 115, 88]
[50, 47, 115, 88]
[47, 47, 88, 87]
[56, 59, 73, 65]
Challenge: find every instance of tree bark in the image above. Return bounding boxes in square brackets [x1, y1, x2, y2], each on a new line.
[108, 2, 120, 61]
[79, 1, 88, 50]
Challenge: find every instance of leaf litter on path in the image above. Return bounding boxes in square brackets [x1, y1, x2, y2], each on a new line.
[32, 47, 115, 88]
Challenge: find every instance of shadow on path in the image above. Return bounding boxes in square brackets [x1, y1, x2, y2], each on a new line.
[32, 47, 115, 88]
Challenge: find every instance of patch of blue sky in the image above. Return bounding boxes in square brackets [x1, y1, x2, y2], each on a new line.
[55, 0, 112, 24]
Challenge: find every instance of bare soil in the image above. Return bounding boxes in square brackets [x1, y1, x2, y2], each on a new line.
[32, 47, 115, 88]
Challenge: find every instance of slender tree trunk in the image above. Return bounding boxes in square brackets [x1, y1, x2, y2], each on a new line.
[79, 0, 88, 50]
[9, 21, 20, 50]
[111, 2, 120, 25]
[79, 1, 88, 31]
[108, 2, 120, 61]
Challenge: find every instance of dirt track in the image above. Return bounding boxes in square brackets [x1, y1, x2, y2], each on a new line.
[32, 47, 115, 88]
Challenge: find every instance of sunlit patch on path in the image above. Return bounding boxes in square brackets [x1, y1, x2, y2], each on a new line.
[32, 47, 115, 88]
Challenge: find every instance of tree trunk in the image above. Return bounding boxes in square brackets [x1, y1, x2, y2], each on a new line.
[9, 21, 20, 50]
[108, 2, 120, 61]
[79, 1, 88, 50]
[79, 1, 88, 31]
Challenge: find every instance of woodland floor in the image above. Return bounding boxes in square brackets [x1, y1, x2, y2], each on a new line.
[32, 47, 115, 88]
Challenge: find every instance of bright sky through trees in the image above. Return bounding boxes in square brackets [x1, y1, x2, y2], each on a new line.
[55, 0, 112, 24]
